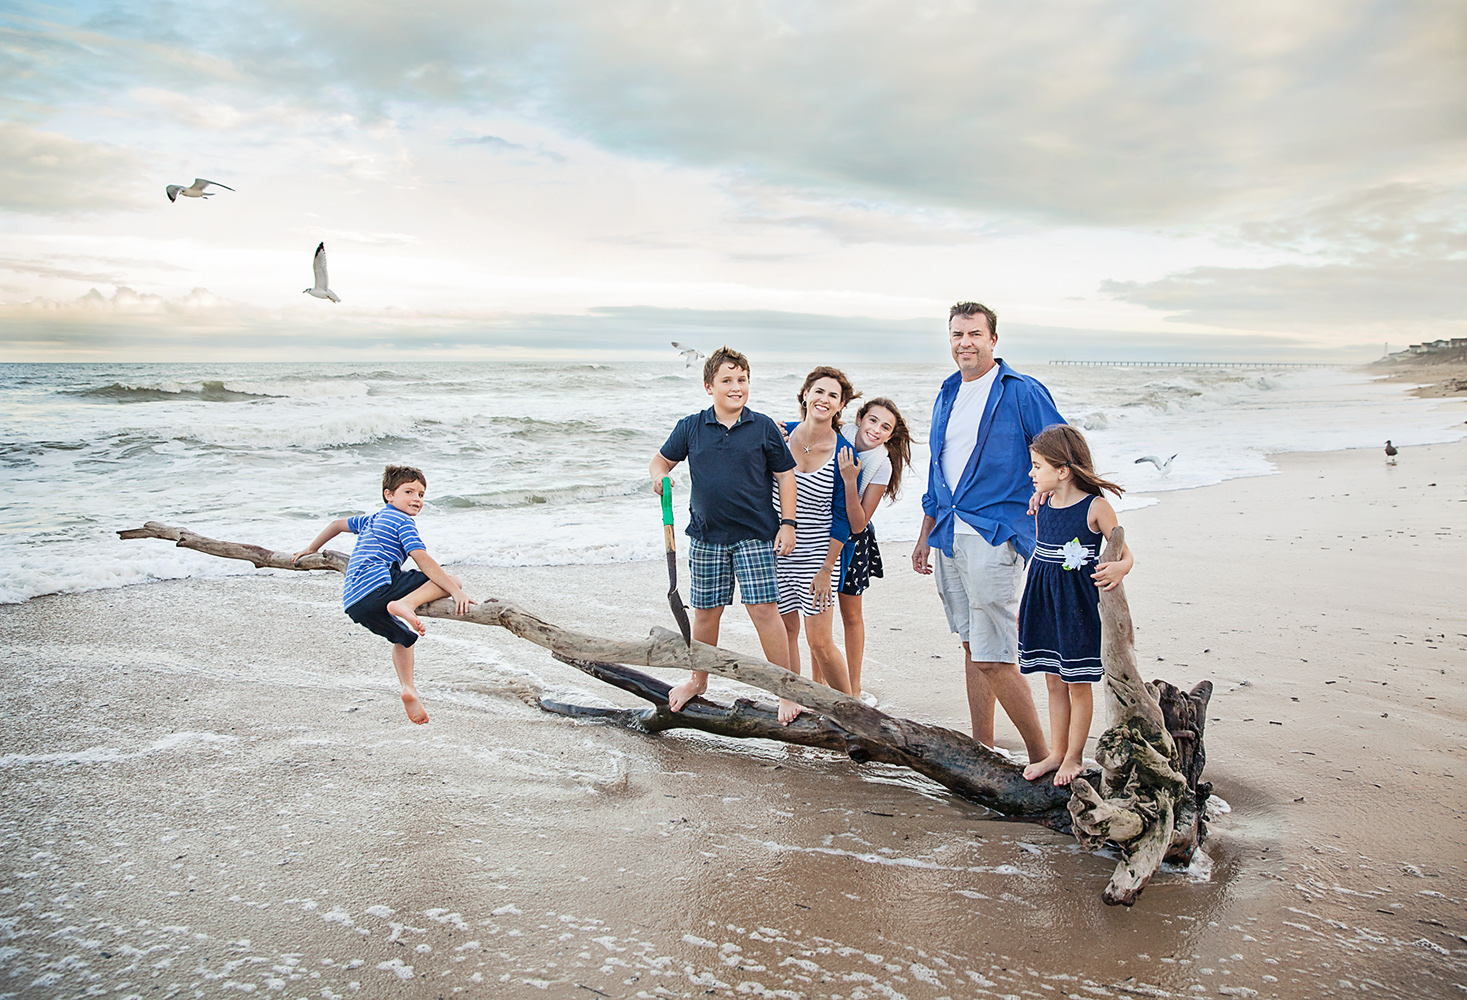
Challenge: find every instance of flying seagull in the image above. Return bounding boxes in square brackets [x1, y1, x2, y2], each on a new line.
[1385, 440, 1398, 465]
[1134, 454, 1178, 474]
[672, 341, 705, 367]
[165, 178, 234, 202]
[303, 242, 340, 302]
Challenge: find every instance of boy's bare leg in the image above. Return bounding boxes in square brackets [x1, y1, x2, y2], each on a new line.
[669, 605, 723, 712]
[385, 576, 454, 636]
[804, 609, 851, 695]
[1023, 673, 1069, 781]
[1054, 681, 1093, 787]
[781, 611, 803, 680]
[747, 602, 800, 724]
[838, 593, 865, 696]
[391, 642, 429, 725]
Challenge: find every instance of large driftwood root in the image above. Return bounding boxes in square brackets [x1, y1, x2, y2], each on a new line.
[120, 522, 1073, 826]
[1067, 526, 1212, 906]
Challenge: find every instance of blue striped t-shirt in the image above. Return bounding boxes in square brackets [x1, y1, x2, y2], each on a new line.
[341, 506, 427, 610]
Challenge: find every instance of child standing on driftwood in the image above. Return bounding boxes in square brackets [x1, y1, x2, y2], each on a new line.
[1018, 426, 1133, 786]
[294, 465, 476, 725]
[649, 347, 804, 723]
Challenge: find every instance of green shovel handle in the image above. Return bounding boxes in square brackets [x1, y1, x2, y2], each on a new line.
[661, 477, 674, 526]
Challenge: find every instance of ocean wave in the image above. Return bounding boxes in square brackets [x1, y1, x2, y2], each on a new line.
[75, 380, 281, 403]
[488, 416, 649, 443]
[439, 480, 650, 510]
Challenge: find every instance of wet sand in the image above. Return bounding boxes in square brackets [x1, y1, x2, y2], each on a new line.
[3, 433, 1465, 999]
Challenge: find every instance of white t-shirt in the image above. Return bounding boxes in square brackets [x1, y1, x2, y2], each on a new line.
[841, 424, 893, 498]
[939, 364, 1000, 536]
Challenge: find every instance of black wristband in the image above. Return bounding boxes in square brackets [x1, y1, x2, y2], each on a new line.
[780, 518, 797, 528]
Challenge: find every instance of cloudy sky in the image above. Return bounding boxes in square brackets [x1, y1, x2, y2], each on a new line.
[2, 1, 1464, 362]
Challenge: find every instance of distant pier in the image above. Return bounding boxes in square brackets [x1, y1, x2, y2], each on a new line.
[1049, 360, 1335, 369]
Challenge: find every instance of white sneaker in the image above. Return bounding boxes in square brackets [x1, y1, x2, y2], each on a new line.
[858, 690, 879, 707]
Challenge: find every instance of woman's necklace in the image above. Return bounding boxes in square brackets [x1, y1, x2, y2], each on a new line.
[797, 424, 835, 454]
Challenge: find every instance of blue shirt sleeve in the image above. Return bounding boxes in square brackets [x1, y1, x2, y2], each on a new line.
[766, 419, 796, 473]
[395, 513, 427, 555]
[660, 415, 692, 462]
[346, 514, 367, 534]
[921, 393, 943, 519]
[1015, 377, 1067, 443]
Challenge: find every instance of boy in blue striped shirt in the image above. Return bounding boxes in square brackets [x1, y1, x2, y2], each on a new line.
[295, 465, 475, 724]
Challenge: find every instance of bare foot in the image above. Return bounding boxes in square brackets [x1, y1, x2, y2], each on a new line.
[1053, 758, 1084, 787]
[778, 699, 803, 725]
[386, 600, 426, 636]
[668, 676, 707, 712]
[401, 687, 429, 725]
[1022, 754, 1063, 782]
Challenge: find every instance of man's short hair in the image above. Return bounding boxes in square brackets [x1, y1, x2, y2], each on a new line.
[383, 464, 427, 496]
[703, 346, 751, 385]
[949, 301, 998, 335]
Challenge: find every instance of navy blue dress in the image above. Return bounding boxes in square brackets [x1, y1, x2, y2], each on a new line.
[1018, 495, 1104, 683]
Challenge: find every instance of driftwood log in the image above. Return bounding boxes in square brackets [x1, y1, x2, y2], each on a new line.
[1067, 526, 1214, 904]
[120, 521, 1211, 902]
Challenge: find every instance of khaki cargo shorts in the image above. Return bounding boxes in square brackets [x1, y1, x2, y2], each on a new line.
[933, 534, 1026, 663]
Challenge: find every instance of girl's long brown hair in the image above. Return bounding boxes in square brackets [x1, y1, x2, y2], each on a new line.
[796, 366, 859, 431]
[855, 397, 912, 501]
[1029, 424, 1125, 499]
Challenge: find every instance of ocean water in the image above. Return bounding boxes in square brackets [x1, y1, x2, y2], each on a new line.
[3, 360, 1460, 605]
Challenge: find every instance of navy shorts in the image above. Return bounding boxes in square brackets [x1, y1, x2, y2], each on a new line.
[345, 565, 431, 647]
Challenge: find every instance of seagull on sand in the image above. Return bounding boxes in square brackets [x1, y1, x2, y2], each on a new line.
[1134, 454, 1178, 474]
[165, 178, 234, 202]
[1385, 440, 1398, 465]
[672, 342, 705, 368]
[303, 242, 340, 302]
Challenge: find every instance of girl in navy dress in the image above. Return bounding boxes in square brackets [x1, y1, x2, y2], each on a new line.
[1018, 424, 1134, 787]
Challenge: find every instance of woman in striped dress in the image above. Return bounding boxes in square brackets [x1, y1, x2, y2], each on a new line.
[776, 367, 859, 697]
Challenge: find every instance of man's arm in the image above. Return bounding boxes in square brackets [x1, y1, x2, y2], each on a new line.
[1017, 376, 1067, 444]
[911, 514, 937, 575]
[294, 518, 349, 563]
[408, 548, 476, 615]
[649, 452, 678, 494]
[773, 468, 797, 556]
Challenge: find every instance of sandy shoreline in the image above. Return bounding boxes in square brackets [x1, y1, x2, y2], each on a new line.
[1367, 355, 1467, 399]
[3, 428, 1466, 997]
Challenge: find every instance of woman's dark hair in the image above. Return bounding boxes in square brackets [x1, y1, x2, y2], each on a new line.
[1029, 424, 1124, 498]
[854, 397, 912, 501]
[796, 366, 858, 430]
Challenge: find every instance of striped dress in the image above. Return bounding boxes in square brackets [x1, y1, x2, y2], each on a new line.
[773, 459, 837, 617]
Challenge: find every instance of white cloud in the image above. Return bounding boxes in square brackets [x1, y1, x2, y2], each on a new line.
[0, 122, 144, 214]
[2, 1, 1463, 358]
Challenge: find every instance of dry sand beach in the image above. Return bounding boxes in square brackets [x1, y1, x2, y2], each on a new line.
[3, 422, 1466, 997]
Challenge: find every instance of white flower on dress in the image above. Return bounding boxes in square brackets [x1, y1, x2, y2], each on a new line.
[1060, 537, 1090, 570]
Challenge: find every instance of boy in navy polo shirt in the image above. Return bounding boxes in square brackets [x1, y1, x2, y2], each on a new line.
[294, 465, 475, 725]
[650, 347, 805, 724]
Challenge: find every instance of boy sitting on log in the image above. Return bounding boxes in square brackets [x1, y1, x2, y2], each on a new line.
[294, 465, 475, 724]
[650, 347, 803, 723]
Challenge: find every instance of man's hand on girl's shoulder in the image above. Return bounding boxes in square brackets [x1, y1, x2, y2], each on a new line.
[1027, 490, 1053, 516]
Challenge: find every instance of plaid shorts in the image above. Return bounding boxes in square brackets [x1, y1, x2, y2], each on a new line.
[688, 537, 779, 608]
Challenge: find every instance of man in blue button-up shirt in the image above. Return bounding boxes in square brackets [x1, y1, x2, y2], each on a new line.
[912, 302, 1066, 764]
